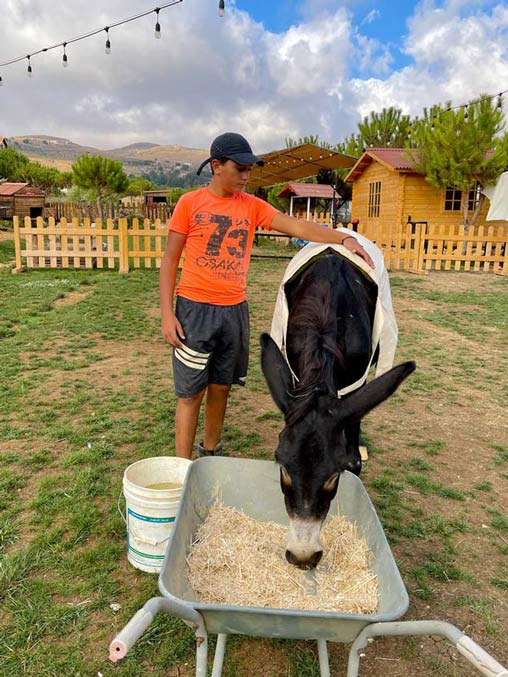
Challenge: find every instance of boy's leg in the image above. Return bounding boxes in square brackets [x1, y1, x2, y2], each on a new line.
[175, 388, 206, 459]
[203, 384, 231, 451]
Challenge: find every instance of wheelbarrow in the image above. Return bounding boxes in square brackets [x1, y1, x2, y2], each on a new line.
[109, 457, 508, 676]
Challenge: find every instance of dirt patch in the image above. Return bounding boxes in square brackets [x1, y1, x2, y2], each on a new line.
[53, 288, 94, 307]
[5, 267, 507, 676]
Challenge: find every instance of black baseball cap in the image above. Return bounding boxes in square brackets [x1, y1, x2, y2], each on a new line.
[196, 132, 264, 175]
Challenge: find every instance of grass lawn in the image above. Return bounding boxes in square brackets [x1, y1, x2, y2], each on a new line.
[1, 240, 507, 676]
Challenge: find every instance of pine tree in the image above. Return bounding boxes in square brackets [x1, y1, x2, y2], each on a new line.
[407, 96, 508, 226]
[337, 107, 412, 157]
[72, 155, 129, 221]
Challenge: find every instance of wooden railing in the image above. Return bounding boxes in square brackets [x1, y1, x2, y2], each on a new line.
[13, 216, 508, 275]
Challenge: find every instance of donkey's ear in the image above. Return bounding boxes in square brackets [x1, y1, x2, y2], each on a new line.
[338, 361, 416, 424]
[260, 333, 293, 415]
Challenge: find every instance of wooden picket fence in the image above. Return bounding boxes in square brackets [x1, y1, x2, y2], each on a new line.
[356, 222, 508, 274]
[13, 216, 508, 275]
[13, 216, 168, 273]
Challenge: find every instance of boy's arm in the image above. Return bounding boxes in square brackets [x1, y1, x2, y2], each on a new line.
[160, 230, 187, 347]
[270, 213, 374, 268]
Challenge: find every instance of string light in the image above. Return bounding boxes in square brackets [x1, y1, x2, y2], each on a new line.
[154, 8, 161, 39]
[105, 27, 111, 54]
[219, 0, 225, 17]
[0, 1, 184, 84]
[0, 75, 3, 87]
[428, 89, 506, 127]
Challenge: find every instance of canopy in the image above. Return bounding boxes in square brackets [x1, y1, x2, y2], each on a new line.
[247, 143, 358, 189]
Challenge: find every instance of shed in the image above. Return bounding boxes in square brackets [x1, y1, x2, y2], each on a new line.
[277, 182, 342, 220]
[345, 148, 497, 230]
[0, 182, 46, 220]
[144, 190, 168, 205]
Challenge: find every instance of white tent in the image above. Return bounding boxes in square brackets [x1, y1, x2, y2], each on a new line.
[482, 171, 508, 220]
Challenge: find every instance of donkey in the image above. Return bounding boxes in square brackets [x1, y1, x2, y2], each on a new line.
[261, 248, 415, 568]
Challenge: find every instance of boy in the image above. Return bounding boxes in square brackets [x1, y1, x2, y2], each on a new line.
[160, 132, 373, 459]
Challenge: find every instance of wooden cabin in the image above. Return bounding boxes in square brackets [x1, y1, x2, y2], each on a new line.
[345, 148, 501, 230]
[0, 182, 46, 220]
[144, 189, 168, 205]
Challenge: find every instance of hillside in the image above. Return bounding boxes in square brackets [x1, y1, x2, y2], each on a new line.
[8, 135, 209, 184]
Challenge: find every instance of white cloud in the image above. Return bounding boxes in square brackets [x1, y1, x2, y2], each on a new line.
[361, 9, 380, 25]
[348, 2, 508, 122]
[1, 1, 507, 154]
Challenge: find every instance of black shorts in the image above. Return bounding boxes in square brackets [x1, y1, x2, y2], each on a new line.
[172, 296, 250, 398]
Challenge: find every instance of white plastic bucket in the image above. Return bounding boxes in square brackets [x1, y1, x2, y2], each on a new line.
[122, 456, 192, 573]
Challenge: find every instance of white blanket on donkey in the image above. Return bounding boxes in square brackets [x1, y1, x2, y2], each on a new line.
[270, 229, 398, 398]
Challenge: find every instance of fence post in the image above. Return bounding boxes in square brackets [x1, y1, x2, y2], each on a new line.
[414, 223, 425, 273]
[12, 216, 24, 272]
[119, 218, 129, 273]
[501, 233, 508, 276]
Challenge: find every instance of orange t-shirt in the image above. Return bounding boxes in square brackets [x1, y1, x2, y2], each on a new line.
[169, 187, 279, 305]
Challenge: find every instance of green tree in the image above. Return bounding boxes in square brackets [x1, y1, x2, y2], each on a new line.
[18, 162, 70, 194]
[266, 182, 290, 212]
[285, 135, 333, 149]
[0, 147, 30, 181]
[337, 107, 412, 157]
[72, 154, 129, 220]
[408, 96, 508, 225]
[126, 176, 157, 196]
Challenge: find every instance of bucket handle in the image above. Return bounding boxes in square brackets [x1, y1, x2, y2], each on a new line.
[118, 489, 174, 548]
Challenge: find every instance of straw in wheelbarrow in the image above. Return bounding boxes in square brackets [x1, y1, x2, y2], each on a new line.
[187, 502, 378, 614]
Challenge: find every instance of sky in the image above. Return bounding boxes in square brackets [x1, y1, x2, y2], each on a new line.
[1, 0, 508, 152]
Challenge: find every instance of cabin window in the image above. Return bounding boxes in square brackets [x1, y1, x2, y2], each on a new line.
[368, 181, 381, 217]
[444, 187, 462, 211]
[467, 182, 481, 211]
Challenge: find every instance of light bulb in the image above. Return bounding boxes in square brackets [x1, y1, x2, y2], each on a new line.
[63, 53, 68, 67]
[104, 28, 111, 54]
[219, 0, 225, 17]
[155, 10, 161, 38]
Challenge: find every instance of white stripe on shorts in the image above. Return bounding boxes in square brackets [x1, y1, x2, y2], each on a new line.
[179, 344, 211, 361]
[175, 347, 209, 370]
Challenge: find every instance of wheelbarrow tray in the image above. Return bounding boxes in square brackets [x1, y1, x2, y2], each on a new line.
[158, 457, 409, 644]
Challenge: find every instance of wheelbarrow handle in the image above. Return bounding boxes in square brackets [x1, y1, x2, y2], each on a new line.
[456, 636, 508, 677]
[109, 596, 204, 663]
[347, 621, 507, 677]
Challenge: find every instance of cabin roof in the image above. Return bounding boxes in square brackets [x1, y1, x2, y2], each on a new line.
[0, 182, 30, 196]
[277, 182, 337, 199]
[346, 148, 419, 182]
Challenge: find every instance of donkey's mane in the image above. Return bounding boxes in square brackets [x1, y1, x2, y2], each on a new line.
[286, 279, 344, 425]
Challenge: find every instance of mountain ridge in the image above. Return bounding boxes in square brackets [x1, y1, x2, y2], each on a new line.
[8, 135, 208, 178]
